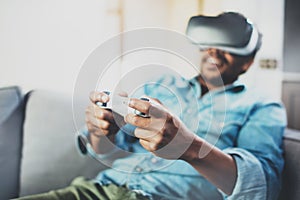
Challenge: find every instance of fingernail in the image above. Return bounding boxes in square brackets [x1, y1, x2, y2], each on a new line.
[102, 95, 108, 102]
[129, 99, 134, 107]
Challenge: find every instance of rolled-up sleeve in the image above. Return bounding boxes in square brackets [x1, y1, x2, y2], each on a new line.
[222, 102, 286, 200]
[223, 148, 267, 199]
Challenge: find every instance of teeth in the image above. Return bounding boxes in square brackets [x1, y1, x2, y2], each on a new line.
[207, 57, 219, 65]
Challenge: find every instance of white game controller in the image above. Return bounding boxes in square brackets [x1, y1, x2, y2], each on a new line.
[78, 92, 151, 155]
[96, 91, 150, 118]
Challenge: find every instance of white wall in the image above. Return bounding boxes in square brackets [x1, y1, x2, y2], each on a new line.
[0, 0, 285, 100]
[0, 0, 119, 94]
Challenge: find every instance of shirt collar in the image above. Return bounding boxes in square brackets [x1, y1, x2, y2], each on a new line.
[188, 76, 245, 97]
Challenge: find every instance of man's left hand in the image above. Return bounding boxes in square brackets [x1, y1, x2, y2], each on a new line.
[125, 97, 196, 160]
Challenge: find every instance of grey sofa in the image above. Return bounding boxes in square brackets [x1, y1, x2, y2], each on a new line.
[0, 86, 103, 199]
[0, 86, 299, 200]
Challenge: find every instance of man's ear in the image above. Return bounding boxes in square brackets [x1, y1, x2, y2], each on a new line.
[241, 58, 254, 74]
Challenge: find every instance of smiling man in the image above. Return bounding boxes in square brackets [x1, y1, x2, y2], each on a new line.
[17, 12, 286, 200]
[199, 48, 254, 89]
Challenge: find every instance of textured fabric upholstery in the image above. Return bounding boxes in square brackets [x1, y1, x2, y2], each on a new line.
[279, 128, 300, 200]
[0, 87, 300, 199]
[0, 86, 25, 199]
[19, 90, 103, 196]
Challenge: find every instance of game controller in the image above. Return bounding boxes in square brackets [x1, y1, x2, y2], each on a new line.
[78, 92, 151, 155]
[96, 91, 150, 118]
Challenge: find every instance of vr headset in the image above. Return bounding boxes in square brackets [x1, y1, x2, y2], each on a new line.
[186, 12, 262, 56]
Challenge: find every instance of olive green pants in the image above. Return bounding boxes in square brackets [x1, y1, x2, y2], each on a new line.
[16, 177, 150, 200]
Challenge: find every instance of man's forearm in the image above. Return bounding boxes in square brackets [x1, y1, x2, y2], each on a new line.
[183, 136, 237, 195]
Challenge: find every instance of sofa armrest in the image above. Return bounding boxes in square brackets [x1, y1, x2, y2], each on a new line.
[283, 128, 300, 142]
[0, 86, 25, 199]
[279, 128, 300, 200]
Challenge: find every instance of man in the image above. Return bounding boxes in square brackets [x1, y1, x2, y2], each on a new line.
[18, 12, 286, 200]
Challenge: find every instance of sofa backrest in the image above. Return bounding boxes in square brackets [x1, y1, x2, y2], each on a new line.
[0, 86, 25, 199]
[19, 90, 104, 196]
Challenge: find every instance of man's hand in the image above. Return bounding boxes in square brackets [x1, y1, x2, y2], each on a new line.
[125, 97, 237, 195]
[124, 97, 196, 160]
[85, 91, 125, 153]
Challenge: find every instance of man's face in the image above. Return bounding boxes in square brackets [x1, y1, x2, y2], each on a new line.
[200, 48, 251, 86]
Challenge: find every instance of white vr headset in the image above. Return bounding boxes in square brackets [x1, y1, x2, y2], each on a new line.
[186, 12, 262, 56]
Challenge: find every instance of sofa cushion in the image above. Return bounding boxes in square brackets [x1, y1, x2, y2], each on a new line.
[0, 86, 25, 199]
[279, 128, 300, 200]
[20, 90, 104, 196]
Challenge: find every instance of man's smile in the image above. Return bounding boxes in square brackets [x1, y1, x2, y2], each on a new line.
[203, 55, 225, 72]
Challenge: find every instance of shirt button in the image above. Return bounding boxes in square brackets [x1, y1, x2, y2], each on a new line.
[186, 109, 192, 114]
[135, 167, 143, 172]
[151, 158, 158, 164]
[219, 122, 225, 128]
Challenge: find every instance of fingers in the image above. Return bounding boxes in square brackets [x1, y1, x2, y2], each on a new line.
[86, 121, 110, 136]
[125, 97, 172, 132]
[137, 130, 160, 152]
[125, 113, 152, 128]
[86, 104, 115, 122]
[118, 91, 129, 98]
[85, 103, 120, 136]
[128, 97, 167, 119]
[139, 139, 151, 151]
[125, 112, 169, 132]
[134, 127, 157, 141]
[86, 106, 111, 128]
[137, 129, 166, 152]
[86, 111, 110, 129]
[89, 91, 110, 104]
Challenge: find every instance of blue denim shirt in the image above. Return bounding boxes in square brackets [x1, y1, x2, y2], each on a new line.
[80, 74, 286, 200]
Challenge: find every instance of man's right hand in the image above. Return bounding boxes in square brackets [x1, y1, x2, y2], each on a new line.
[85, 91, 124, 153]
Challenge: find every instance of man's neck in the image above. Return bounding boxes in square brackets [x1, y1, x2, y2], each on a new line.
[197, 75, 228, 97]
